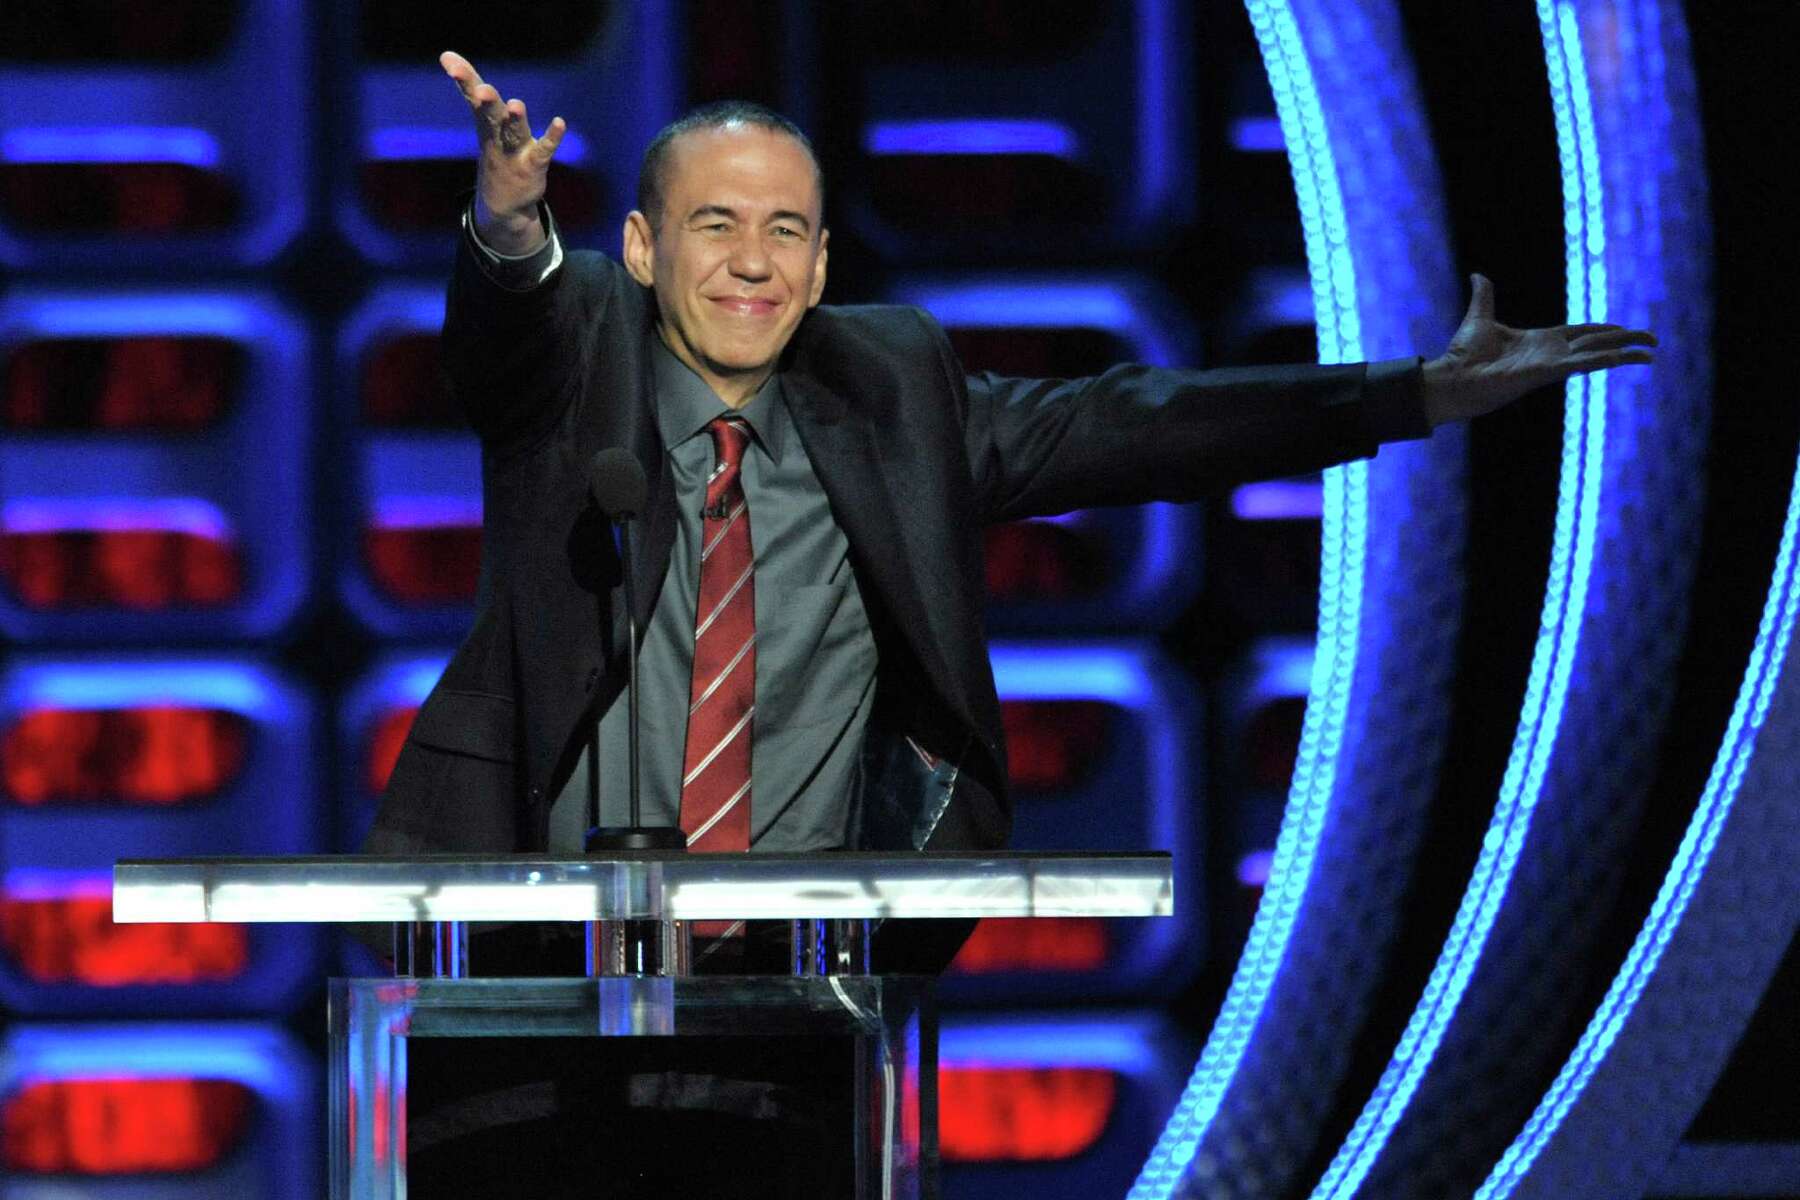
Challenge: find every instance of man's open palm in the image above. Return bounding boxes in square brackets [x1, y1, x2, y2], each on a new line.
[1422, 274, 1658, 426]
[440, 50, 566, 250]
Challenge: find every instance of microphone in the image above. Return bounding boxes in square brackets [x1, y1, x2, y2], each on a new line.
[584, 449, 684, 853]
[587, 447, 647, 520]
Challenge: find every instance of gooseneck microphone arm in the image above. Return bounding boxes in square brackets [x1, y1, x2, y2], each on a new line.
[583, 448, 685, 853]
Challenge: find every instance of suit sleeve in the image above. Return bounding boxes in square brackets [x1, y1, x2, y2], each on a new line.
[946, 314, 1431, 523]
[440, 198, 617, 452]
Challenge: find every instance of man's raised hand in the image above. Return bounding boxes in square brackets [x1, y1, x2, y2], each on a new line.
[1420, 274, 1658, 427]
[440, 50, 566, 255]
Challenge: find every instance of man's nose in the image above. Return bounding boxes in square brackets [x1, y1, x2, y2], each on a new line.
[727, 236, 772, 279]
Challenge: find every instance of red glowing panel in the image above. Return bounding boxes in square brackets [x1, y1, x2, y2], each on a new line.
[0, 164, 238, 232]
[947, 917, 1110, 974]
[0, 706, 249, 806]
[0, 894, 247, 985]
[1000, 700, 1114, 792]
[868, 156, 1103, 226]
[359, 160, 600, 232]
[366, 706, 419, 793]
[984, 521, 1102, 601]
[363, 524, 481, 605]
[1, 1078, 254, 1175]
[2, 337, 239, 431]
[939, 1066, 1116, 1162]
[947, 327, 1123, 379]
[361, 333, 458, 427]
[0, 529, 241, 610]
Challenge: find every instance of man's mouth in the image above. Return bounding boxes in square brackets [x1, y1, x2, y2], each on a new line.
[708, 296, 782, 317]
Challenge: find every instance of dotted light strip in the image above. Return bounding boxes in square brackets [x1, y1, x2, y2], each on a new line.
[1128, 0, 1367, 1190]
[1304, 4, 1609, 1196]
[1468, 2, 1760, 1189]
[1477, 457, 1800, 1195]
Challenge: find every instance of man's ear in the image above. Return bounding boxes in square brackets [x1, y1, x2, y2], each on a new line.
[807, 228, 829, 308]
[622, 210, 656, 287]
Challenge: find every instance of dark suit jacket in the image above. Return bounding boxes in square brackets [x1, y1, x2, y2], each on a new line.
[363, 234, 1422, 969]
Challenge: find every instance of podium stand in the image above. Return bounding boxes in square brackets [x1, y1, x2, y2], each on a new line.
[114, 852, 1172, 1199]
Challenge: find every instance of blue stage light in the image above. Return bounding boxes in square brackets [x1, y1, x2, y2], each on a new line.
[4, 660, 284, 722]
[1130, 1, 1370, 1185]
[365, 125, 591, 166]
[864, 120, 1080, 158]
[0, 127, 222, 168]
[1475, 455, 1800, 1189]
[1299, 6, 1609, 1194]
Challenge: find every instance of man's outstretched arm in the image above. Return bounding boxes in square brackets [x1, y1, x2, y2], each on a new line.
[955, 274, 1657, 523]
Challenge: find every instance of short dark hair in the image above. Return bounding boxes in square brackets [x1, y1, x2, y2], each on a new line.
[636, 101, 824, 235]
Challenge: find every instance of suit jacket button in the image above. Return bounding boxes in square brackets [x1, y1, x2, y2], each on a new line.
[585, 667, 599, 691]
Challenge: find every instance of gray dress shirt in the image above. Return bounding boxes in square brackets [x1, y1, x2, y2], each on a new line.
[466, 206, 879, 851]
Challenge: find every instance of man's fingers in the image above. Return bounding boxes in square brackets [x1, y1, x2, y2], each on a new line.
[1467, 273, 1497, 324]
[1568, 348, 1655, 374]
[538, 116, 568, 158]
[1570, 327, 1659, 353]
[440, 50, 484, 100]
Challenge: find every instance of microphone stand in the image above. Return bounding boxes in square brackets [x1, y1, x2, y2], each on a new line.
[586, 511, 684, 854]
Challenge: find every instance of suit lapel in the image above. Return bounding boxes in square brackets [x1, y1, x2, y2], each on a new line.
[624, 323, 677, 633]
[781, 367, 960, 711]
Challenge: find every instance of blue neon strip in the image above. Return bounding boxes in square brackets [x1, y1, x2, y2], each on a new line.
[1129, 1, 1367, 1190]
[365, 125, 591, 167]
[2, 498, 231, 539]
[1, 1024, 300, 1101]
[1478, 459, 1800, 1195]
[1, 292, 276, 339]
[863, 120, 1080, 158]
[5, 661, 278, 719]
[1304, 5, 1607, 1196]
[0, 127, 221, 168]
[1231, 479, 1324, 519]
[941, 1017, 1160, 1073]
[989, 644, 1156, 707]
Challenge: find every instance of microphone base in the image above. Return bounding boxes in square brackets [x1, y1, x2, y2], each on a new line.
[585, 825, 687, 853]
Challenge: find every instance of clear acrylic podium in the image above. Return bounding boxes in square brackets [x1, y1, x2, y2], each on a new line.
[114, 852, 1173, 1199]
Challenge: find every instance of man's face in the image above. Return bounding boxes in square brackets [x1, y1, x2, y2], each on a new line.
[623, 125, 828, 400]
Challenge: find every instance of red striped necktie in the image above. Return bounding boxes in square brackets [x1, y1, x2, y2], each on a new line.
[679, 416, 755, 852]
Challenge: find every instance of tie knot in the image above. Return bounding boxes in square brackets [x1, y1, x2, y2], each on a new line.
[709, 416, 750, 468]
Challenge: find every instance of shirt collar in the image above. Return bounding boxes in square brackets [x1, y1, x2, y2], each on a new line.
[651, 335, 788, 465]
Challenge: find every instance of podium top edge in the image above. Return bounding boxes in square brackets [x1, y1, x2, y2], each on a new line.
[115, 851, 1171, 867]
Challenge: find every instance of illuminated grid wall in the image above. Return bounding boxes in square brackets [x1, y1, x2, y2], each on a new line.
[0, 1, 1318, 1193]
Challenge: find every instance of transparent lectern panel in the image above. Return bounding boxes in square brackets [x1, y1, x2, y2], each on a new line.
[328, 976, 934, 1200]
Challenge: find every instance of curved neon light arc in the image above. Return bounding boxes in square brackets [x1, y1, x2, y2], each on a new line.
[1306, 4, 1609, 1196]
[1129, 0, 1367, 1190]
[1475, 454, 1800, 1197]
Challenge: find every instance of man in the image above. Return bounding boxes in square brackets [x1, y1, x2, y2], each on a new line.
[364, 53, 1655, 952]
[363, 51, 1656, 1198]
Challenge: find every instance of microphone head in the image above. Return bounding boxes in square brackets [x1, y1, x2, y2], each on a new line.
[588, 448, 648, 519]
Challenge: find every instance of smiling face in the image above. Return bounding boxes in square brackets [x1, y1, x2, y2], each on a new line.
[622, 124, 828, 407]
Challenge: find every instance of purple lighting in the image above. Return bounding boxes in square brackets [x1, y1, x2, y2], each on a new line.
[864, 120, 1081, 159]
[0, 128, 222, 169]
